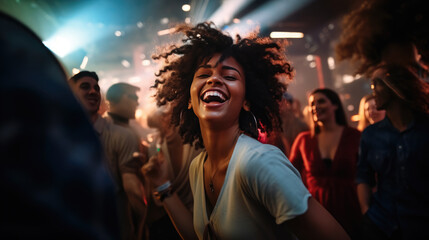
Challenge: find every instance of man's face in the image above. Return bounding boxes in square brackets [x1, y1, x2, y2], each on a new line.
[70, 76, 101, 115]
[115, 91, 139, 119]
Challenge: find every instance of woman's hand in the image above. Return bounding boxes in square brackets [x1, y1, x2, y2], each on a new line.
[141, 151, 170, 187]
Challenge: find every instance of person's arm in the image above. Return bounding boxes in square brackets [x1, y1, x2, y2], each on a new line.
[356, 135, 374, 215]
[284, 197, 351, 240]
[117, 130, 147, 213]
[357, 183, 372, 214]
[142, 152, 198, 240]
[162, 192, 197, 240]
[122, 172, 146, 213]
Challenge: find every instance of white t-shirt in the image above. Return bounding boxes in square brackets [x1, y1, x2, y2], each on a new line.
[189, 134, 311, 239]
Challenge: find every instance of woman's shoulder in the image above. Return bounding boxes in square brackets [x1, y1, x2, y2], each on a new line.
[236, 135, 290, 167]
[294, 130, 312, 142]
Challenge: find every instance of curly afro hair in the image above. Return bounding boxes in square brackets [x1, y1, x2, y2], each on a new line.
[151, 22, 294, 148]
[335, 0, 429, 76]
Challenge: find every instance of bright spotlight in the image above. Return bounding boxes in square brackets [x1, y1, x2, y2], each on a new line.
[43, 36, 74, 58]
[43, 3, 111, 58]
[80, 56, 89, 69]
[270, 31, 304, 39]
[142, 60, 151, 66]
[226, 0, 313, 36]
[115, 31, 122, 37]
[182, 4, 191, 12]
[209, 0, 251, 26]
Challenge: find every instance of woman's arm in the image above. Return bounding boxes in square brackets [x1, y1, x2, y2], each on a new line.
[284, 197, 351, 240]
[141, 152, 198, 240]
[162, 193, 197, 240]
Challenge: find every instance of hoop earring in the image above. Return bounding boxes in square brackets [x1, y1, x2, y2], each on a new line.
[249, 111, 258, 129]
[247, 110, 259, 138]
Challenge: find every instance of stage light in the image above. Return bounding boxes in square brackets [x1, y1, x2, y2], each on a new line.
[161, 18, 169, 24]
[327, 56, 335, 70]
[225, 0, 313, 36]
[182, 4, 191, 12]
[121, 60, 130, 68]
[142, 60, 151, 66]
[270, 31, 304, 39]
[343, 74, 354, 84]
[209, 0, 251, 26]
[80, 56, 88, 69]
[43, 36, 74, 58]
[43, 2, 111, 58]
[158, 28, 175, 36]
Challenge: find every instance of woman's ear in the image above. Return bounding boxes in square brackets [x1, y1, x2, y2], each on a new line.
[188, 101, 192, 109]
[243, 100, 250, 111]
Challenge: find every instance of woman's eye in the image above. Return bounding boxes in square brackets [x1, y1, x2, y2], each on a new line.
[197, 73, 210, 78]
[224, 76, 237, 80]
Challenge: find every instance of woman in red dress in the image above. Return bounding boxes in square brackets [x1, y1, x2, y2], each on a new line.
[290, 88, 361, 239]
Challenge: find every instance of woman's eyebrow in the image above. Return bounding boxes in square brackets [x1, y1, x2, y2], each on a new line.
[196, 64, 242, 76]
[196, 64, 212, 70]
[222, 66, 241, 76]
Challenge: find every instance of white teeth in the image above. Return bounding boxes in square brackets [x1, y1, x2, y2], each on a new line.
[203, 91, 225, 101]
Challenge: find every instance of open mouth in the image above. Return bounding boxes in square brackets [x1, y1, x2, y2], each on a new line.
[201, 90, 227, 104]
[87, 97, 100, 104]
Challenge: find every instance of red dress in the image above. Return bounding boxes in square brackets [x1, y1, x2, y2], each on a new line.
[289, 127, 361, 237]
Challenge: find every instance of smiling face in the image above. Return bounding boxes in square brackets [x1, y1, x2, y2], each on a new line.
[364, 98, 386, 124]
[190, 53, 246, 129]
[70, 76, 101, 115]
[309, 92, 337, 123]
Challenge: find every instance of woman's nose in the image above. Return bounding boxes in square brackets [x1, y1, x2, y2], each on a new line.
[206, 74, 222, 85]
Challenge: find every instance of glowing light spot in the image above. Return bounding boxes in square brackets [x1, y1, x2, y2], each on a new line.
[121, 60, 130, 68]
[142, 60, 151, 66]
[270, 31, 304, 39]
[182, 4, 191, 12]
